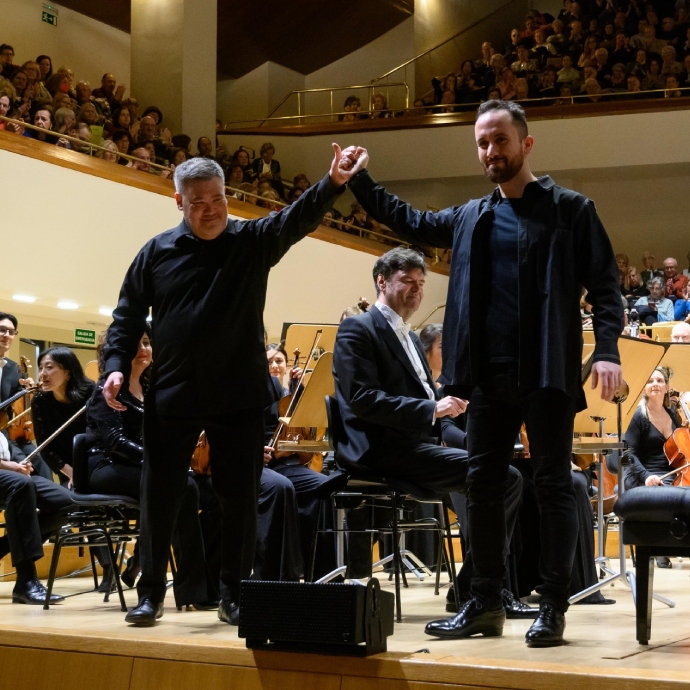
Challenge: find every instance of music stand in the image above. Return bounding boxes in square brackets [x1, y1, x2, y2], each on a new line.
[569, 336, 674, 607]
[276, 352, 334, 454]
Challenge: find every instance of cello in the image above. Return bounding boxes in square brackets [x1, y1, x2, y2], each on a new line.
[661, 396, 690, 486]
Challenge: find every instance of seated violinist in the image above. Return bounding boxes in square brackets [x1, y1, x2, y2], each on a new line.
[85, 326, 213, 615]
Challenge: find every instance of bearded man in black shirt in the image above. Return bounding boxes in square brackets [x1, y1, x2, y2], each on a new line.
[103, 153, 352, 626]
[337, 100, 624, 647]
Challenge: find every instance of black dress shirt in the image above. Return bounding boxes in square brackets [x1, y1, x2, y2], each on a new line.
[103, 175, 341, 417]
[348, 170, 623, 411]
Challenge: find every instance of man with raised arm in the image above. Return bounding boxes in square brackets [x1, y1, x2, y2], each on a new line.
[335, 100, 624, 647]
[102, 152, 354, 627]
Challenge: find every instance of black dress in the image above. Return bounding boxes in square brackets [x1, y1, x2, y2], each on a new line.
[31, 385, 94, 485]
[624, 406, 679, 490]
[85, 383, 209, 607]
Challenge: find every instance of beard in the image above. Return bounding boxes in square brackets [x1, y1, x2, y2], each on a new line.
[482, 150, 524, 183]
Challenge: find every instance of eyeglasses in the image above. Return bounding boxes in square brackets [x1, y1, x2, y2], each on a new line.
[0, 327, 18, 336]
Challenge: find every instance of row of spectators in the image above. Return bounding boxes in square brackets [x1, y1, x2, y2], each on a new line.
[337, 0, 690, 117]
[615, 250, 690, 324]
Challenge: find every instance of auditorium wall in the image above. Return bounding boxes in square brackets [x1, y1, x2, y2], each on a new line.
[0, 0, 131, 91]
[0, 145, 449, 345]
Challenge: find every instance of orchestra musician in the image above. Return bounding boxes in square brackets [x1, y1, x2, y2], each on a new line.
[0, 312, 51, 480]
[335, 99, 624, 647]
[85, 326, 212, 607]
[101, 153, 355, 627]
[0, 416, 71, 605]
[624, 366, 682, 569]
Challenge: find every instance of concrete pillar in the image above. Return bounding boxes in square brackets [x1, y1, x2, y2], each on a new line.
[131, 0, 217, 152]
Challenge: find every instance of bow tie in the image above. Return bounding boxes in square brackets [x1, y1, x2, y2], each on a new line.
[395, 320, 411, 338]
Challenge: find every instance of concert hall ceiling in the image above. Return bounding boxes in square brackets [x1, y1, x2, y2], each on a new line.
[57, 0, 414, 79]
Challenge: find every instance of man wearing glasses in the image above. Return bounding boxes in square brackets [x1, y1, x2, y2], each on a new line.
[0, 312, 51, 479]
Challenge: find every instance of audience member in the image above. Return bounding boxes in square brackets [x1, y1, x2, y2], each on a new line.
[96, 139, 119, 163]
[0, 44, 17, 78]
[251, 142, 284, 197]
[370, 92, 392, 118]
[36, 54, 52, 82]
[258, 188, 282, 212]
[673, 283, 690, 322]
[634, 276, 675, 324]
[339, 95, 364, 121]
[662, 257, 689, 300]
[92, 72, 125, 111]
[196, 136, 214, 158]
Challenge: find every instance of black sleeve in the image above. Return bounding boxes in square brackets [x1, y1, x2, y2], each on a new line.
[86, 387, 143, 465]
[348, 170, 456, 249]
[441, 416, 468, 450]
[31, 395, 67, 473]
[245, 173, 343, 269]
[623, 409, 650, 486]
[574, 199, 624, 365]
[333, 316, 436, 432]
[103, 241, 155, 380]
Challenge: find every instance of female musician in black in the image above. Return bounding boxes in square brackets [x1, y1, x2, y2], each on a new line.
[32, 347, 95, 488]
[85, 327, 211, 607]
[624, 367, 680, 490]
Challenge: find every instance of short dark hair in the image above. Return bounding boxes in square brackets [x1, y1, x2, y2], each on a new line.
[142, 105, 163, 124]
[476, 99, 528, 140]
[0, 312, 18, 329]
[111, 129, 131, 145]
[419, 323, 442, 355]
[372, 248, 427, 295]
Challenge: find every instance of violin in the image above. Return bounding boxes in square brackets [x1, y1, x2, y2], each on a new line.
[0, 357, 38, 434]
[6, 356, 36, 444]
[662, 395, 690, 486]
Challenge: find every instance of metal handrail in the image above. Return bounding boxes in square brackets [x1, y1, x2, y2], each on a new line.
[0, 114, 175, 173]
[371, 0, 517, 84]
[263, 82, 410, 125]
[220, 86, 690, 128]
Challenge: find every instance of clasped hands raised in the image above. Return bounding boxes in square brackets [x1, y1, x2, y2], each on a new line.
[329, 143, 370, 187]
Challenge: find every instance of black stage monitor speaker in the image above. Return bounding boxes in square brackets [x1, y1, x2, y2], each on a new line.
[238, 578, 394, 656]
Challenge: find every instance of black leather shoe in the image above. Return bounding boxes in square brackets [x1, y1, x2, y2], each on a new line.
[502, 589, 538, 619]
[12, 580, 64, 605]
[218, 600, 240, 625]
[121, 555, 141, 589]
[125, 598, 164, 627]
[525, 603, 566, 647]
[193, 600, 220, 611]
[425, 598, 505, 639]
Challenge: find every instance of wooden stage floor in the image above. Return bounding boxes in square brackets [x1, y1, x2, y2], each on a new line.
[1, 558, 689, 690]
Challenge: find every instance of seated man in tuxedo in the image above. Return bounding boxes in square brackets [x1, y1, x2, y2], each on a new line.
[333, 248, 530, 628]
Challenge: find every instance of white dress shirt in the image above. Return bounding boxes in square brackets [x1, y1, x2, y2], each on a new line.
[374, 302, 437, 402]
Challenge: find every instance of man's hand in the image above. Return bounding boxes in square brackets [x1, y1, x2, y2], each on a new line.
[2, 460, 32, 475]
[61, 463, 74, 489]
[263, 446, 273, 464]
[103, 372, 127, 411]
[591, 361, 623, 402]
[435, 396, 469, 419]
[645, 474, 663, 486]
[115, 84, 126, 101]
[329, 143, 369, 187]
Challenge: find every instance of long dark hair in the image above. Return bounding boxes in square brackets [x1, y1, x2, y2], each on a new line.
[38, 346, 93, 403]
[97, 323, 152, 390]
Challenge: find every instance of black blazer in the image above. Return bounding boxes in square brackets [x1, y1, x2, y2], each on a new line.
[333, 306, 439, 467]
[0, 357, 21, 403]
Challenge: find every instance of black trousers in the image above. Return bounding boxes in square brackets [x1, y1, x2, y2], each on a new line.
[467, 385, 577, 612]
[271, 461, 336, 579]
[449, 464, 523, 598]
[0, 471, 71, 566]
[138, 409, 264, 605]
[89, 459, 209, 607]
[5, 436, 53, 481]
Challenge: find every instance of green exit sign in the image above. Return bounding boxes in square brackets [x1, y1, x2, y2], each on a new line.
[75, 328, 96, 345]
[42, 5, 58, 26]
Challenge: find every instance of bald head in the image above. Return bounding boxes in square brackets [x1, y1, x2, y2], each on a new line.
[671, 321, 690, 343]
[663, 257, 678, 280]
